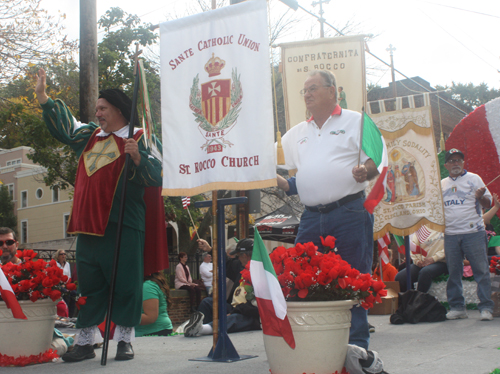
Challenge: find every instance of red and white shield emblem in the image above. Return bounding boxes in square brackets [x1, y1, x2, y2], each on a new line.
[201, 79, 231, 126]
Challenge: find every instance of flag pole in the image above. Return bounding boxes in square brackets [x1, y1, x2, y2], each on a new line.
[486, 173, 500, 187]
[357, 108, 365, 166]
[101, 47, 142, 366]
[186, 207, 201, 240]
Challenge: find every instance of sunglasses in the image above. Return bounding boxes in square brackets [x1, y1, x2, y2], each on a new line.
[0, 240, 16, 246]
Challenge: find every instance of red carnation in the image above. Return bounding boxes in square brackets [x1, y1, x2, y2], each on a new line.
[320, 235, 337, 249]
[50, 290, 61, 302]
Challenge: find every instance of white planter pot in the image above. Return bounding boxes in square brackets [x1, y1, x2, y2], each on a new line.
[0, 298, 57, 357]
[263, 299, 357, 374]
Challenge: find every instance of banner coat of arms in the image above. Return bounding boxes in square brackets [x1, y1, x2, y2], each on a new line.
[160, 0, 276, 196]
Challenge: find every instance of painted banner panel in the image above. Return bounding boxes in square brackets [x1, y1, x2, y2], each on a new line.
[367, 106, 445, 239]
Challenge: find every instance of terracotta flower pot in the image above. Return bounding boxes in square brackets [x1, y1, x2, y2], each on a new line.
[0, 299, 57, 357]
[263, 299, 357, 374]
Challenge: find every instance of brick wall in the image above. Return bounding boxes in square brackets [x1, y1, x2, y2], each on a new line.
[168, 290, 208, 326]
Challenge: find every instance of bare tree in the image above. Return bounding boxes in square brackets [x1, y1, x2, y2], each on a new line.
[0, 0, 77, 84]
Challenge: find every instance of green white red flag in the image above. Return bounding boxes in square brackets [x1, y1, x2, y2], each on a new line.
[362, 112, 388, 214]
[393, 234, 405, 254]
[0, 267, 27, 319]
[250, 230, 295, 349]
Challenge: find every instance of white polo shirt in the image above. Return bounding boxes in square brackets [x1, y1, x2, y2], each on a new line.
[441, 171, 491, 235]
[280, 106, 369, 207]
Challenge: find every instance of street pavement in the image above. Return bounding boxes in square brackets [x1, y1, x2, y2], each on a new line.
[3, 310, 500, 374]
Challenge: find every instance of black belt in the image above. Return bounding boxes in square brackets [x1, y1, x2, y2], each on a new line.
[305, 191, 365, 214]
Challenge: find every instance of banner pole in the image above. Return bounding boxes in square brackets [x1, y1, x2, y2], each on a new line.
[211, 191, 219, 351]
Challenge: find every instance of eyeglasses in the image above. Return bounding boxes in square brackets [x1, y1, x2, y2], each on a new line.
[447, 159, 463, 164]
[0, 240, 16, 246]
[299, 85, 330, 96]
[59, 253, 66, 256]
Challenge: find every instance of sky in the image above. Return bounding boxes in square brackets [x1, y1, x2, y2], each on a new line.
[41, 0, 500, 90]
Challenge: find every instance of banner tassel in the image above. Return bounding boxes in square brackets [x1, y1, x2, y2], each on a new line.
[276, 130, 285, 165]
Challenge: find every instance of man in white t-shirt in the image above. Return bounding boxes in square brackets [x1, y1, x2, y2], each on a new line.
[199, 252, 213, 293]
[441, 148, 494, 321]
[276, 70, 379, 349]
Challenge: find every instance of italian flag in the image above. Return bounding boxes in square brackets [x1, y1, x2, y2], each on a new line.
[362, 112, 388, 214]
[250, 230, 295, 349]
[394, 234, 406, 254]
[0, 267, 27, 319]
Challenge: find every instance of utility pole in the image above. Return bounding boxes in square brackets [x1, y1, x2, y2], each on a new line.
[386, 44, 397, 98]
[312, 0, 330, 38]
[80, 0, 98, 123]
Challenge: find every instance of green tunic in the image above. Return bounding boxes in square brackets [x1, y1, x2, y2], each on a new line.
[135, 281, 173, 337]
[41, 98, 162, 328]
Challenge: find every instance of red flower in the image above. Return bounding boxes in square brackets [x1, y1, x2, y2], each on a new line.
[66, 282, 77, 291]
[320, 235, 337, 249]
[50, 290, 61, 301]
[76, 296, 87, 309]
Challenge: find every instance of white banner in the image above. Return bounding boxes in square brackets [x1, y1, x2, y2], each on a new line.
[280, 35, 366, 130]
[160, 0, 276, 196]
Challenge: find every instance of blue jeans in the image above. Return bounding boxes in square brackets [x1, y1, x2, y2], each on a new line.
[444, 231, 494, 312]
[295, 197, 373, 349]
[395, 262, 449, 293]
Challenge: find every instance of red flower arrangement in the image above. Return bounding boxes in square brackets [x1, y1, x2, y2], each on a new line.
[242, 236, 387, 309]
[0, 249, 86, 307]
[490, 256, 500, 275]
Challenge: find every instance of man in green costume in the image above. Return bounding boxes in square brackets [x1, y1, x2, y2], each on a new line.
[35, 68, 163, 362]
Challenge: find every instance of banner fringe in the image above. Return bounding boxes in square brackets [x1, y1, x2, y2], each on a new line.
[380, 122, 433, 140]
[373, 218, 445, 240]
[162, 178, 277, 197]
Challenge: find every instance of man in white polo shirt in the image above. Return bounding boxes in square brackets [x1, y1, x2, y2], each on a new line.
[277, 70, 379, 349]
[441, 148, 494, 321]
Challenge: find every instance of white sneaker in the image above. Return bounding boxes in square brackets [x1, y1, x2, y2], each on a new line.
[446, 310, 468, 320]
[184, 311, 204, 337]
[480, 310, 493, 321]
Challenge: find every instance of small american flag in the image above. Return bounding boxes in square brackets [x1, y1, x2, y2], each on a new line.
[416, 226, 432, 244]
[182, 196, 191, 209]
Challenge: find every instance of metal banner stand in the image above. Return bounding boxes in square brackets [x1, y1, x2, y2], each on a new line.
[190, 197, 257, 363]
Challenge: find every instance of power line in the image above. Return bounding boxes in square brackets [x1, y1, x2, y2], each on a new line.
[418, 8, 500, 73]
[415, 0, 500, 19]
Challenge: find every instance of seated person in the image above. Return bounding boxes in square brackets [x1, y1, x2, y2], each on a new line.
[372, 249, 398, 282]
[197, 239, 243, 302]
[136, 272, 173, 337]
[199, 252, 213, 293]
[184, 239, 260, 337]
[175, 252, 203, 312]
[483, 193, 500, 258]
[395, 226, 448, 292]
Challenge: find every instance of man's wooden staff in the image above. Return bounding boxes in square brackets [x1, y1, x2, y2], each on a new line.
[101, 50, 142, 366]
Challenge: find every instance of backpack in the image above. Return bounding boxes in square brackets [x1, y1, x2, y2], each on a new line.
[390, 290, 447, 324]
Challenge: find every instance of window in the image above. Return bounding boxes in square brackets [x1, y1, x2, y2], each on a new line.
[52, 186, 59, 202]
[21, 220, 28, 244]
[63, 214, 75, 238]
[21, 191, 27, 208]
[6, 159, 21, 167]
[35, 188, 43, 199]
[7, 184, 13, 200]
